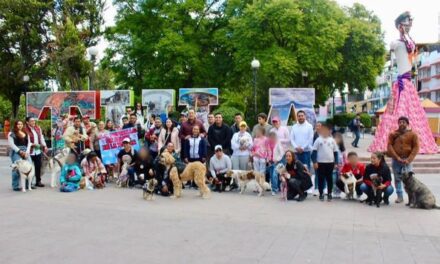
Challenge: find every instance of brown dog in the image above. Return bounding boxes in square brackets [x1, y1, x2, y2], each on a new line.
[160, 151, 210, 199]
[226, 170, 270, 196]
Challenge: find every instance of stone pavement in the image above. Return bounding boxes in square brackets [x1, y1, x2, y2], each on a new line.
[1, 155, 440, 264]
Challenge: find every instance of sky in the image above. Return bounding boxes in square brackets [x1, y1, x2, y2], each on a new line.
[95, 0, 440, 60]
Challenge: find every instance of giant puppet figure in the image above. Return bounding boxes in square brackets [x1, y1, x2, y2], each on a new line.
[369, 12, 438, 154]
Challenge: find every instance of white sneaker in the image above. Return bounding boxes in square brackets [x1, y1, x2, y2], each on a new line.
[271, 191, 276, 196]
[313, 189, 318, 196]
[356, 194, 361, 200]
[324, 188, 328, 195]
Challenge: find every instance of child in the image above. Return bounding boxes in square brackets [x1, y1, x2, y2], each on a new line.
[311, 123, 338, 201]
[336, 152, 365, 199]
[332, 132, 347, 198]
[59, 153, 82, 192]
[251, 127, 271, 175]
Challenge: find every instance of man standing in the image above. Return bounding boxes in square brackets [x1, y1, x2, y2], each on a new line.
[25, 117, 47, 187]
[231, 113, 249, 134]
[387, 116, 419, 203]
[63, 116, 88, 153]
[179, 109, 206, 142]
[123, 113, 144, 140]
[206, 113, 215, 132]
[350, 114, 362, 148]
[208, 113, 232, 155]
[290, 110, 314, 170]
[252, 113, 272, 138]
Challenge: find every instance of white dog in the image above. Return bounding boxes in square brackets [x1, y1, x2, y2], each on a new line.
[11, 160, 35, 193]
[226, 170, 270, 196]
[43, 148, 70, 188]
[275, 163, 290, 201]
[116, 155, 132, 187]
[340, 172, 357, 200]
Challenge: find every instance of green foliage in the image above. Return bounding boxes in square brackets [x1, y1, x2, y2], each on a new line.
[213, 106, 242, 126]
[359, 113, 372, 128]
[333, 112, 356, 127]
[104, 0, 385, 110]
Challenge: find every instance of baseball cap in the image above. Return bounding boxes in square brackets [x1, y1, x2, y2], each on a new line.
[83, 115, 90, 119]
[239, 121, 247, 127]
[122, 138, 131, 143]
[214, 145, 223, 151]
[272, 116, 280, 123]
[180, 111, 188, 117]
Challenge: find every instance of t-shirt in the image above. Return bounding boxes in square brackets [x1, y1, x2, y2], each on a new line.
[341, 163, 365, 180]
[117, 148, 138, 164]
[312, 136, 337, 163]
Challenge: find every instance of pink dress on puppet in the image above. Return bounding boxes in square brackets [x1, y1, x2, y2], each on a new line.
[368, 78, 438, 154]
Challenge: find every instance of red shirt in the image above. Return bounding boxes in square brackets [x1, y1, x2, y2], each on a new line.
[341, 162, 365, 180]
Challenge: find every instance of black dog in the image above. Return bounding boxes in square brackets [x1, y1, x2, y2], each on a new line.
[370, 176, 383, 208]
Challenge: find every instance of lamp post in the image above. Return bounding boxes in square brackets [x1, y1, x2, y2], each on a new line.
[88, 47, 99, 90]
[251, 58, 260, 115]
[302, 71, 308, 87]
[22, 75, 29, 94]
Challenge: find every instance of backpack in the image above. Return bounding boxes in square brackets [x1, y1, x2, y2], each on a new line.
[348, 119, 356, 131]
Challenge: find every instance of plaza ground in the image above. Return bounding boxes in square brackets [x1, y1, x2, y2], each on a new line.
[1, 135, 440, 264]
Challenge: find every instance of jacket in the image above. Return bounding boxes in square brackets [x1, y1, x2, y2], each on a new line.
[80, 157, 107, 178]
[363, 163, 391, 187]
[285, 160, 313, 191]
[207, 123, 232, 151]
[341, 163, 365, 180]
[60, 163, 82, 188]
[158, 127, 181, 153]
[387, 129, 419, 163]
[183, 136, 207, 161]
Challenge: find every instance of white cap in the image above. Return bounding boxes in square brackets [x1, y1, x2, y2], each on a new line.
[214, 145, 223, 151]
[122, 138, 131, 143]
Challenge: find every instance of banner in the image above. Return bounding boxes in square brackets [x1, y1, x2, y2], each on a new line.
[142, 89, 175, 122]
[268, 88, 316, 126]
[98, 128, 140, 165]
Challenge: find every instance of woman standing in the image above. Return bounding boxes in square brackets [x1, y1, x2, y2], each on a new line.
[284, 150, 312, 201]
[360, 152, 394, 206]
[93, 121, 108, 157]
[231, 121, 253, 170]
[8, 120, 31, 191]
[158, 118, 180, 154]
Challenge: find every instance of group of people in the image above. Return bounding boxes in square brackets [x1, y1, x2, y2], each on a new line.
[8, 104, 420, 207]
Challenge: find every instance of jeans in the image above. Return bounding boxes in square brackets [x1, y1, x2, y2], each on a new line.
[10, 147, 32, 189]
[295, 151, 311, 171]
[253, 157, 266, 174]
[332, 170, 341, 195]
[317, 163, 334, 196]
[360, 183, 394, 200]
[352, 130, 360, 147]
[232, 156, 249, 170]
[391, 159, 412, 199]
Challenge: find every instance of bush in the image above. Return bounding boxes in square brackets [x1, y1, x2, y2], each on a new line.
[213, 106, 242, 126]
[333, 112, 356, 127]
[360, 113, 372, 128]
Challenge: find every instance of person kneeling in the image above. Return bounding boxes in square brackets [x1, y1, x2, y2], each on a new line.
[360, 152, 394, 207]
[284, 150, 312, 201]
[60, 153, 82, 192]
[81, 151, 107, 189]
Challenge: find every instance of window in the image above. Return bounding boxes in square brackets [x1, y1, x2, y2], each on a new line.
[435, 64, 440, 75]
[435, 91, 440, 102]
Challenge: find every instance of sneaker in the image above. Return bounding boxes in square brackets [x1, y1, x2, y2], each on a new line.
[271, 191, 276, 196]
[13, 188, 21, 192]
[324, 188, 328, 195]
[384, 198, 390, 205]
[225, 186, 231, 192]
[319, 195, 324, 201]
[297, 193, 306, 202]
[327, 194, 332, 201]
[333, 192, 341, 199]
[395, 197, 403, 204]
[313, 189, 318, 196]
[356, 194, 362, 200]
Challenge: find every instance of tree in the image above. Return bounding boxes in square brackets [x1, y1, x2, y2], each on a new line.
[0, 0, 51, 118]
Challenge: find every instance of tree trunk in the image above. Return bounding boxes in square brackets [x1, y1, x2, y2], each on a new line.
[11, 92, 21, 120]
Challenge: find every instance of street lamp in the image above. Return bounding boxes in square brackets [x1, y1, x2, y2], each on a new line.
[88, 47, 99, 90]
[251, 58, 260, 115]
[22, 75, 29, 95]
[302, 71, 308, 87]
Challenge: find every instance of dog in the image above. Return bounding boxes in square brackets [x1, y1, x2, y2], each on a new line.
[116, 155, 132, 188]
[402, 171, 440, 209]
[226, 170, 270, 197]
[340, 172, 357, 200]
[43, 148, 70, 188]
[159, 151, 210, 199]
[142, 178, 158, 201]
[371, 175, 383, 207]
[275, 163, 290, 201]
[11, 160, 35, 193]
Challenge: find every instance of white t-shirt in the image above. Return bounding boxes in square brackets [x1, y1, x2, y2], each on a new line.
[312, 136, 337, 163]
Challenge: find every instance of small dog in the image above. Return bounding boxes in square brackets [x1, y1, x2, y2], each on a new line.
[340, 172, 357, 200]
[226, 170, 270, 197]
[142, 178, 158, 201]
[371, 175, 383, 207]
[11, 160, 35, 193]
[275, 163, 290, 201]
[402, 171, 440, 209]
[116, 155, 132, 188]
